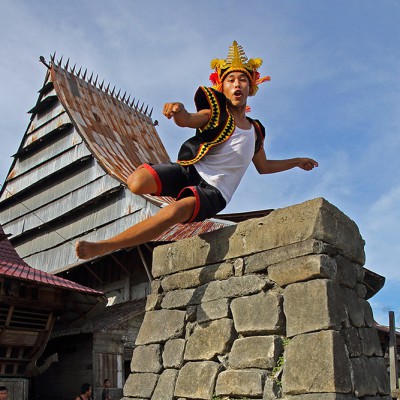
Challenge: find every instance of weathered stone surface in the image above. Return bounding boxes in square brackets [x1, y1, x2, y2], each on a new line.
[340, 286, 365, 327]
[355, 283, 367, 298]
[245, 239, 336, 274]
[161, 288, 196, 309]
[152, 198, 365, 278]
[163, 339, 186, 368]
[161, 262, 233, 291]
[184, 318, 235, 360]
[341, 326, 362, 357]
[123, 372, 158, 398]
[334, 255, 363, 288]
[135, 309, 185, 345]
[174, 361, 220, 399]
[282, 330, 352, 395]
[197, 298, 230, 323]
[150, 279, 162, 294]
[229, 336, 283, 369]
[189, 274, 271, 305]
[215, 369, 264, 398]
[359, 327, 383, 356]
[231, 291, 284, 335]
[268, 254, 337, 287]
[145, 293, 162, 311]
[284, 279, 346, 337]
[263, 376, 282, 400]
[130, 344, 162, 373]
[234, 257, 245, 276]
[283, 395, 358, 400]
[351, 356, 390, 397]
[151, 369, 178, 400]
[361, 298, 375, 327]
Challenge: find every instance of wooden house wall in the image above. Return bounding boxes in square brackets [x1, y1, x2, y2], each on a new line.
[0, 73, 161, 276]
[34, 333, 93, 400]
[0, 378, 28, 400]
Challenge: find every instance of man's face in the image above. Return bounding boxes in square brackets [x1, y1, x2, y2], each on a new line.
[0, 389, 8, 400]
[222, 71, 250, 108]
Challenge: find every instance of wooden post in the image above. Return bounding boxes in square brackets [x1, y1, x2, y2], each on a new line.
[389, 311, 400, 398]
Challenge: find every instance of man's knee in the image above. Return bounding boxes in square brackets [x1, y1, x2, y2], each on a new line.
[127, 172, 141, 193]
[127, 169, 156, 194]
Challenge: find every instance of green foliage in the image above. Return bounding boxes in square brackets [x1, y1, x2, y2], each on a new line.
[271, 336, 291, 388]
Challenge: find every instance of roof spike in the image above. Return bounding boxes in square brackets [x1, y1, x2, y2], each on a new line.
[64, 58, 70, 70]
[125, 94, 130, 104]
[82, 68, 88, 80]
[39, 56, 50, 69]
[93, 75, 98, 86]
[116, 89, 121, 99]
[105, 83, 110, 93]
[135, 99, 140, 109]
[139, 102, 144, 113]
[99, 80, 105, 90]
[71, 63, 76, 74]
[77, 66, 82, 77]
[121, 91, 127, 102]
[50, 52, 56, 62]
[57, 55, 63, 66]
[88, 72, 94, 84]
[149, 107, 153, 118]
[144, 105, 149, 115]
[110, 85, 116, 96]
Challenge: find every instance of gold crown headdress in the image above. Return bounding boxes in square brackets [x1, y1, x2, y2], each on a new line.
[209, 40, 271, 96]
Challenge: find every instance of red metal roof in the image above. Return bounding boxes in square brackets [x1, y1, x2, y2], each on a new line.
[0, 225, 102, 295]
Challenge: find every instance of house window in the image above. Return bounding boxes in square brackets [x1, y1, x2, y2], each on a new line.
[95, 353, 123, 388]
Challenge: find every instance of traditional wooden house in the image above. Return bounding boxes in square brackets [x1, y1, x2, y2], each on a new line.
[0, 55, 231, 400]
[0, 55, 389, 399]
[0, 224, 106, 399]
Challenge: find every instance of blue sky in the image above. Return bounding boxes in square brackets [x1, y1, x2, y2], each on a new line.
[1, 0, 399, 326]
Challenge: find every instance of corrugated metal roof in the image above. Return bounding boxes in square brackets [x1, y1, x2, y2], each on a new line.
[51, 63, 170, 183]
[0, 224, 102, 295]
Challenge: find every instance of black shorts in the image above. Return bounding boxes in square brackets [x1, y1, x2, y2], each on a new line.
[140, 162, 226, 223]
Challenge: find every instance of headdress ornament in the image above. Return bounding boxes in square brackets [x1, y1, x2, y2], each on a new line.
[209, 40, 271, 96]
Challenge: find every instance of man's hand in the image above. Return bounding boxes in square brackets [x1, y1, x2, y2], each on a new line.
[296, 158, 319, 171]
[162, 102, 211, 129]
[163, 102, 184, 119]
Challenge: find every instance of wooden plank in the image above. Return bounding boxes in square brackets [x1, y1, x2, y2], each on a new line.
[389, 311, 399, 392]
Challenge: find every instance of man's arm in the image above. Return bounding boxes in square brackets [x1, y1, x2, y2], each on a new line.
[252, 147, 318, 174]
[163, 102, 210, 129]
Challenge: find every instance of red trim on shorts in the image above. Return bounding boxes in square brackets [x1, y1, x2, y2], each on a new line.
[177, 186, 200, 223]
[140, 163, 162, 196]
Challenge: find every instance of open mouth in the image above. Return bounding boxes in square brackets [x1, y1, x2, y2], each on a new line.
[233, 90, 242, 98]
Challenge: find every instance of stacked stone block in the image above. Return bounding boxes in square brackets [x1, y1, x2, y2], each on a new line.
[122, 198, 390, 400]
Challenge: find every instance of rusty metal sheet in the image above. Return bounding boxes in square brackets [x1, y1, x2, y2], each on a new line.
[0, 224, 102, 295]
[51, 64, 170, 184]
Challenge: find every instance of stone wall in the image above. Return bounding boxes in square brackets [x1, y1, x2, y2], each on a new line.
[122, 198, 390, 400]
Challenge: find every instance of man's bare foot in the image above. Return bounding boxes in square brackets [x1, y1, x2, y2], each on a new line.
[75, 240, 109, 260]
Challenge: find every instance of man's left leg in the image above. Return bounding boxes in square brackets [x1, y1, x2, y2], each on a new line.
[75, 196, 196, 260]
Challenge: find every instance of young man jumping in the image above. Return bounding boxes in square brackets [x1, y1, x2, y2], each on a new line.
[75, 41, 318, 260]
